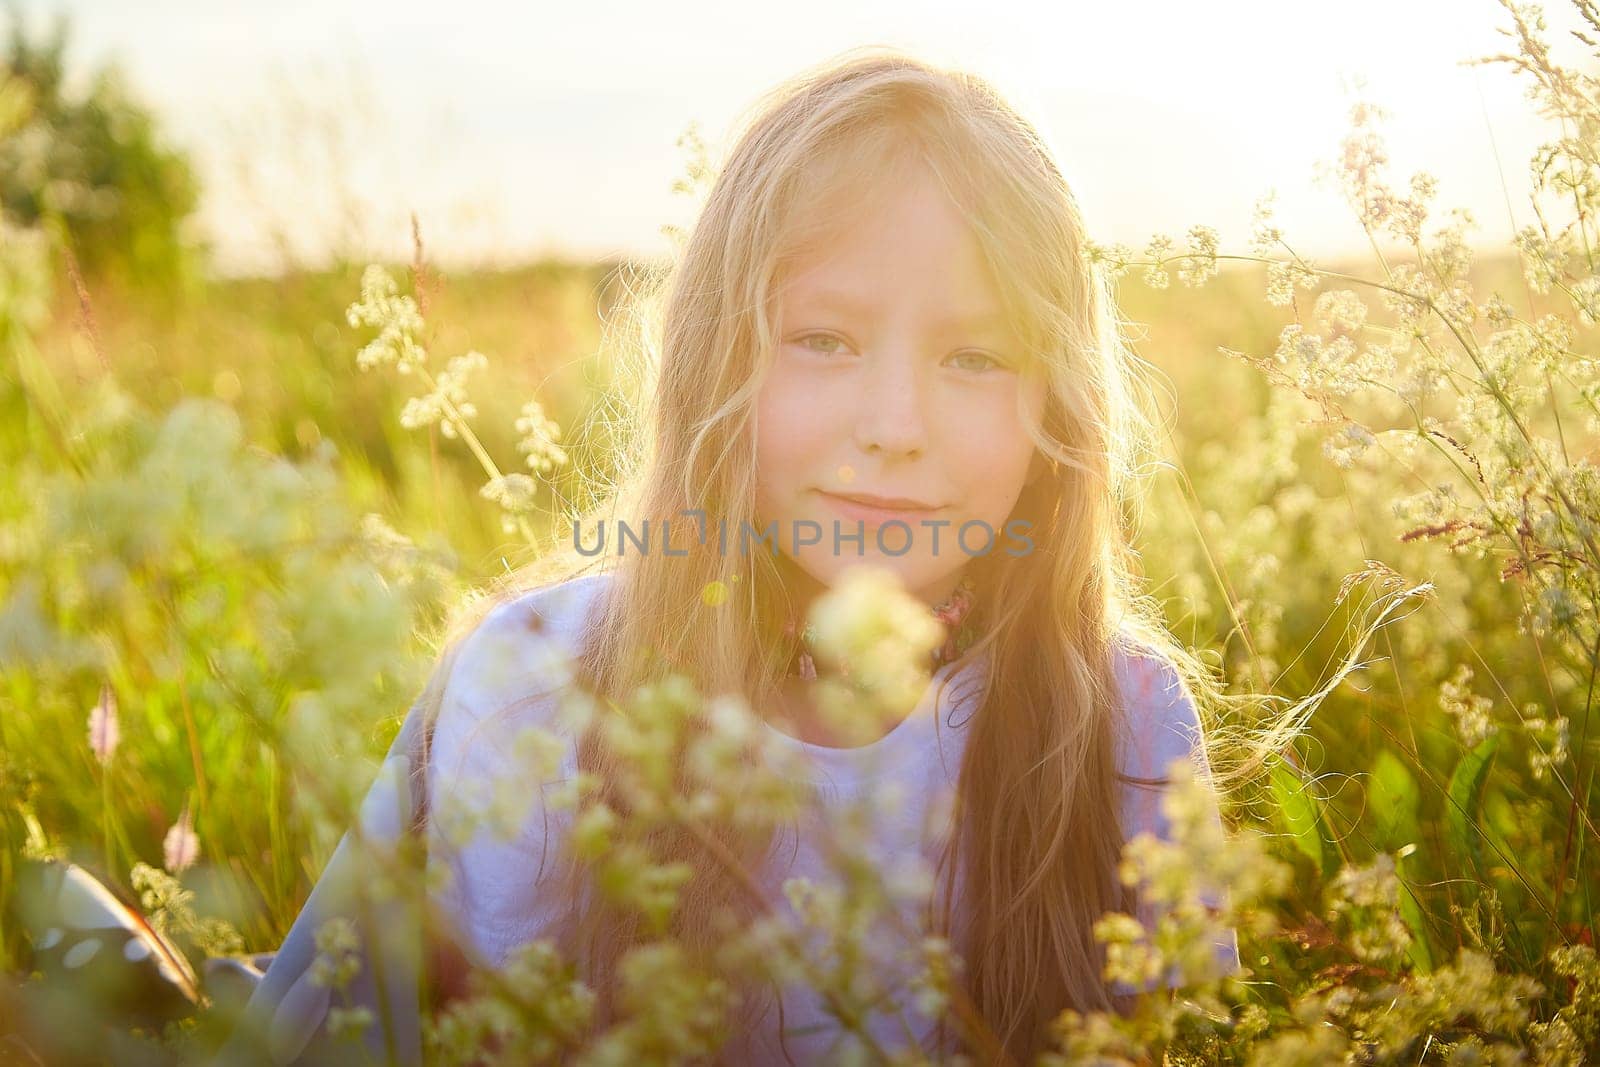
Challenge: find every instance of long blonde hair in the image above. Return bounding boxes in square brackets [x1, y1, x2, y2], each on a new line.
[420, 46, 1233, 1064]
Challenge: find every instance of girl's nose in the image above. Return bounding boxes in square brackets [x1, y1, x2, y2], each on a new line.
[853, 348, 930, 458]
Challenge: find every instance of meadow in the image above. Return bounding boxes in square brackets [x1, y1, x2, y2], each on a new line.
[3, 2, 1600, 1063]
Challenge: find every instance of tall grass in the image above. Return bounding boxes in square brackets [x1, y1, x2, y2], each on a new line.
[3, 0, 1600, 1062]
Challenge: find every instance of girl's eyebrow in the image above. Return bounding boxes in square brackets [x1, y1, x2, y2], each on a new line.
[789, 287, 1009, 335]
[939, 310, 1009, 334]
[785, 286, 872, 318]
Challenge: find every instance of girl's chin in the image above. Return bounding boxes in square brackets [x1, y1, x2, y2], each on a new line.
[788, 552, 953, 590]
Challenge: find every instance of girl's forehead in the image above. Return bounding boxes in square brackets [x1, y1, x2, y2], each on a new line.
[768, 153, 1040, 347]
[775, 188, 981, 287]
[773, 217, 1011, 320]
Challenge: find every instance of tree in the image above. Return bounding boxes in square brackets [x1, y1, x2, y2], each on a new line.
[0, 9, 204, 296]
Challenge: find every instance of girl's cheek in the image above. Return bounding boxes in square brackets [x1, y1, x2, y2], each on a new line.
[755, 397, 833, 478]
[768, 369, 853, 440]
[940, 387, 1015, 440]
[946, 395, 1037, 485]
[777, 357, 849, 403]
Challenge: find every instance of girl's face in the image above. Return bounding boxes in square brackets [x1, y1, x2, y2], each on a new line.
[755, 161, 1049, 608]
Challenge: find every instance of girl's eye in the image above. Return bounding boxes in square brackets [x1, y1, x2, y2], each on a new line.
[795, 332, 851, 357]
[948, 350, 1004, 373]
[788, 334, 1007, 372]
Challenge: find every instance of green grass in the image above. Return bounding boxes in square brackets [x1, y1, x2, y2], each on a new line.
[3, 244, 1597, 1061]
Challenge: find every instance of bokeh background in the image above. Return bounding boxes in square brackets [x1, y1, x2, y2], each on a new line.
[4, 0, 1600, 1062]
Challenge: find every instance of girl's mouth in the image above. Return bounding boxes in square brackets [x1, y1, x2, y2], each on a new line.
[815, 490, 945, 527]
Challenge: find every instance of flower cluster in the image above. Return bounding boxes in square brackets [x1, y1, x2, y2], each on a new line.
[1086, 225, 1219, 289]
[425, 939, 596, 1064]
[1250, 192, 1320, 307]
[479, 472, 540, 514]
[1326, 853, 1414, 966]
[1438, 662, 1498, 748]
[399, 350, 486, 438]
[1097, 756, 1291, 993]
[516, 398, 569, 475]
[130, 862, 243, 959]
[806, 565, 946, 746]
[13, 3, 1600, 1062]
[343, 263, 571, 538]
[346, 265, 426, 374]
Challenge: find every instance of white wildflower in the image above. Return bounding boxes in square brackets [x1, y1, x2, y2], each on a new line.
[398, 351, 486, 438]
[311, 917, 362, 990]
[1439, 663, 1497, 747]
[1084, 239, 1136, 281]
[906, 936, 963, 1018]
[515, 399, 569, 474]
[480, 473, 540, 514]
[807, 566, 944, 740]
[1323, 423, 1377, 469]
[1523, 706, 1570, 782]
[1249, 191, 1283, 254]
[1329, 853, 1414, 964]
[346, 265, 426, 374]
[1142, 233, 1174, 290]
[1176, 224, 1220, 287]
[1314, 289, 1369, 337]
[1568, 274, 1600, 326]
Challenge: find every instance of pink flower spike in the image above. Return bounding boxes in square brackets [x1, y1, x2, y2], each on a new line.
[163, 807, 200, 874]
[87, 684, 120, 765]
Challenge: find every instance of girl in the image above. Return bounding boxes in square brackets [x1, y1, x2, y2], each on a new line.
[228, 45, 1241, 1066]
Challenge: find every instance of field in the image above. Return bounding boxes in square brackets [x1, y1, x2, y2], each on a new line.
[4, 5, 1600, 1063]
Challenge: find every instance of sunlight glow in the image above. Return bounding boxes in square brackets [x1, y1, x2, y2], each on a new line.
[25, 0, 1587, 275]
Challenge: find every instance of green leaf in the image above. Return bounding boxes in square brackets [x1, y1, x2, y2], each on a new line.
[1368, 748, 1421, 851]
[1270, 759, 1332, 878]
[1446, 734, 1501, 875]
[1395, 847, 1435, 972]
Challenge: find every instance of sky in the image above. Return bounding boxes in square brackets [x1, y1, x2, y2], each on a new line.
[15, 0, 1595, 276]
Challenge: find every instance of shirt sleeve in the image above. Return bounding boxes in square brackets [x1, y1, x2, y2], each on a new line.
[214, 573, 605, 1066]
[213, 698, 430, 1066]
[423, 586, 592, 967]
[1110, 640, 1242, 995]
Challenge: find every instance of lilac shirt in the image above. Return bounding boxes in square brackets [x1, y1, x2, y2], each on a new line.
[426, 571, 1240, 1064]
